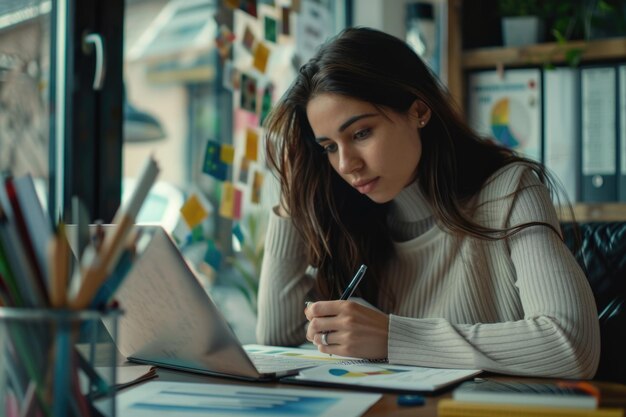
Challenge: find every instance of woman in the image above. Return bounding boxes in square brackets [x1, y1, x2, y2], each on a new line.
[257, 27, 599, 379]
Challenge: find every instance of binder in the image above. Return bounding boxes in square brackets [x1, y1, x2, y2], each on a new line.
[543, 67, 579, 203]
[619, 65, 626, 202]
[580, 66, 618, 202]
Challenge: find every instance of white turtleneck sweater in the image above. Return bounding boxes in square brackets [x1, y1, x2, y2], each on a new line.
[256, 163, 600, 379]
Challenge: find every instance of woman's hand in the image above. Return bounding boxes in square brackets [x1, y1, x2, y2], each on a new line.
[304, 301, 389, 359]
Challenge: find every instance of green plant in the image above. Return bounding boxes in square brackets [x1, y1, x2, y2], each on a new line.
[541, 0, 625, 68]
[548, 31, 584, 68]
[227, 212, 266, 314]
[545, 0, 626, 42]
[545, 1, 583, 41]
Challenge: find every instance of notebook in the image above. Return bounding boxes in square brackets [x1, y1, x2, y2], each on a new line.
[94, 225, 336, 381]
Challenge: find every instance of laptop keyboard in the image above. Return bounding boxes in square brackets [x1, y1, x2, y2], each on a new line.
[248, 353, 325, 374]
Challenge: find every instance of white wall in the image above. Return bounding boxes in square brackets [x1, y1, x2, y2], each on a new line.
[123, 0, 188, 188]
[352, 0, 412, 39]
[351, 0, 448, 83]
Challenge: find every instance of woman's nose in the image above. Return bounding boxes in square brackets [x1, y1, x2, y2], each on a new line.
[337, 146, 363, 174]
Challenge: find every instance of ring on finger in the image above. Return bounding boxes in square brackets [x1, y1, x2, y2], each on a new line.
[321, 332, 329, 346]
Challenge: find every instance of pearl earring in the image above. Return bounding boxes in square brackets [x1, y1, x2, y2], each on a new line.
[419, 120, 426, 127]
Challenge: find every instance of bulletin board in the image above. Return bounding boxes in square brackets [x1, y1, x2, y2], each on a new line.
[176, 0, 345, 287]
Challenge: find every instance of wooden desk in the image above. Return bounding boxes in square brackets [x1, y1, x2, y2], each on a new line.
[87, 341, 626, 415]
[152, 368, 626, 416]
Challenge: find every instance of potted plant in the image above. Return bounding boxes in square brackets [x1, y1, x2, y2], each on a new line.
[541, 0, 626, 67]
[498, 0, 546, 46]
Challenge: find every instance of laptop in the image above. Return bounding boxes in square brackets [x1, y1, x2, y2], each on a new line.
[95, 225, 332, 381]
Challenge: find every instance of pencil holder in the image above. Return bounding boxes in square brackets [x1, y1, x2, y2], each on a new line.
[0, 307, 121, 417]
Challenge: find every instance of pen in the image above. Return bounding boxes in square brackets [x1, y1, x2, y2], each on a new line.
[339, 264, 367, 300]
[304, 264, 368, 308]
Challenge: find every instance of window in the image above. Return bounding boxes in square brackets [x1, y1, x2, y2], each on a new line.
[122, 0, 348, 341]
[0, 0, 51, 210]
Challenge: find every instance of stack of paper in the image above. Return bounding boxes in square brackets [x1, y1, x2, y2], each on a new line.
[111, 381, 381, 417]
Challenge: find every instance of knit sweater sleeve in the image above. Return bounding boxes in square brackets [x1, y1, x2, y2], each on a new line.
[387, 165, 601, 379]
[255, 208, 315, 346]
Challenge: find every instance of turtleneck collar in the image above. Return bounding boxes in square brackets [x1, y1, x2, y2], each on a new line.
[388, 180, 433, 223]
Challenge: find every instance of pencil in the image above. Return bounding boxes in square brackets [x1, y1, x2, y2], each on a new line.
[49, 223, 69, 308]
[69, 209, 131, 309]
[70, 156, 159, 309]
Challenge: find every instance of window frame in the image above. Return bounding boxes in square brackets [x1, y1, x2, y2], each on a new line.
[51, 0, 124, 223]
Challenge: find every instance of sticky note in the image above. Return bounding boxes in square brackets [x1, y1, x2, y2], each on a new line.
[251, 170, 264, 204]
[239, 0, 257, 17]
[233, 187, 243, 220]
[253, 42, 270, 73]
[219, 182, 235, 219]
[235, 108, 260, 131]
[203, 140, 228, 181]
[240, 73, 257, 113]
[219, 182, 243, 220]
[191, 225, 204, 242]
[225, 0, 239, 9]
[260, 83, 273, 126]
[204, 240, 222, 270]
[180, 194, 209, 228]
[242, 25, 256, 53]
[264, 16, 277, 42]
[220, 144, 235, 164]
[239, 157, 250, 183]
[245, 129, 259, 161]
[281, 7, 290, 35]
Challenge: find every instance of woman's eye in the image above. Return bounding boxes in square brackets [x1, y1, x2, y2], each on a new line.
[354, 128, 371, 140]
[322, 143, 338, 154]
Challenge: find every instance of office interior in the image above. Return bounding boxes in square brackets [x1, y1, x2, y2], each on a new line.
[2, 0, 626, 342]
[2, 3, 626, 416]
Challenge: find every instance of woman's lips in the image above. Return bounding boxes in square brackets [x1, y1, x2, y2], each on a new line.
[353, 177, 379, 194]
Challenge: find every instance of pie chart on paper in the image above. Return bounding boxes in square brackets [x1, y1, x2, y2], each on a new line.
[490, 97, 531, 151]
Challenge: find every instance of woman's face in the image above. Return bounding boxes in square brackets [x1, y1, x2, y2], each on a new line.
[306, 93, 430, 203]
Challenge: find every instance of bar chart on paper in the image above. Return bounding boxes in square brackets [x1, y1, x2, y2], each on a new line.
[111, 381, 381, 417]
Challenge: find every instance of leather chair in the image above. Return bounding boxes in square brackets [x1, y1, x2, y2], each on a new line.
[561, 222, 626, 383]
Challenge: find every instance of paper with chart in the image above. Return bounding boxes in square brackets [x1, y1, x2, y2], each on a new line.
[244, 344, 357, 363]
[467, 69, 542, 162]
[112, 381, 381, 417]
[293, 363, 481, 392]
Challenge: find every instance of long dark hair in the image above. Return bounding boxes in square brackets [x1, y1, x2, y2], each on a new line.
[264, 27, 562, 305]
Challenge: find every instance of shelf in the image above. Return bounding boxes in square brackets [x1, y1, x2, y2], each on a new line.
[462, 37, 626, 70]
[558, 203, 626, 222]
